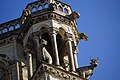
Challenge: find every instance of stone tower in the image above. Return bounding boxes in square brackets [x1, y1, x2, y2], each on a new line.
[0, 0, 98, 80]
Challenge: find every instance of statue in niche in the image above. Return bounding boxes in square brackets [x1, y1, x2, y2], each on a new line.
[77, 58, 99, 79]
[40, 38, 53, 64]
[63, 55, 69, 71]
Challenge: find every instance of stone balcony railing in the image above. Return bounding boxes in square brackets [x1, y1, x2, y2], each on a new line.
[0, 0, 72, 36]
[25, 0, 72, 14]
[0, 18, 21, 35]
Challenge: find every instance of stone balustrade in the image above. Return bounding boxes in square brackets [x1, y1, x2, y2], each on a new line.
[0, 19, 21, 35]
[25, 0, 72, 14]
[25, 0, 49, 13]
[0, 0, 72, 35]
[55, 1, 72, 14]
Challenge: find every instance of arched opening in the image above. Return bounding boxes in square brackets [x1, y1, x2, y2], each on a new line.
[57, 28, 69, 70]
[44, 4, 48, 8]
[25, 36, 36, 72]
[41, 32, 52, 60]
[25, 28, 52, 72]
[32, 7, 36, 12]
[64, 8, 68, 13]
[38, 5, 42, 10]
[3, 28, 8, 33]
[58, 6, 63, 11]
[39, 26, 53, 64]
[9, 25, 14, 31]
[15, 24, 20, 29]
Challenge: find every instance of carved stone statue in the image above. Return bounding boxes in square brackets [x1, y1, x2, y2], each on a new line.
[40, 39, 53, 64]
[77, 58, 99, 79]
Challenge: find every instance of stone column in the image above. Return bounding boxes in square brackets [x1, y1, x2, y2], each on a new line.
[49, 28, 60, 66]
[33, 33, 42, 68]
[13, 35, 20, 80]
[66, 33, 75, 72]
[26, 51, 33, 79]
[73, 47, 78, 69]
[13, 35, 18, 60]
[44, 72, 49, 80]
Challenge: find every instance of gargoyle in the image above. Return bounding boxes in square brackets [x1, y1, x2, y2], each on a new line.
[78, 32, 88, 41]
[77, 58, 99, 79]
[69, 11, 80, 20]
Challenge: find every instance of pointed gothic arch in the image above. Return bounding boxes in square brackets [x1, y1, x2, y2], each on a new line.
[57, 27, 69, 70]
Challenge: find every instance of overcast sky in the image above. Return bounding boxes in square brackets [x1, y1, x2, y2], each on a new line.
[0, 0, 120, 80]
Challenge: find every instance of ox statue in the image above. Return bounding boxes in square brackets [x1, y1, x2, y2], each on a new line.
[77, 58, 99, 79]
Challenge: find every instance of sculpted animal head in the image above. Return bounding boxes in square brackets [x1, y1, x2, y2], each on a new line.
[41, 39, 47, 47]
[77, 58, 99, 79]
[78, 32, 88, 41]
[69, 12, 80, 20]
[90, 58, 99, 67]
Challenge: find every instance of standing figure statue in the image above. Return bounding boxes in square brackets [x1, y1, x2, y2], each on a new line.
[77, 58, 99, 79]
[40, 39, 53, 64]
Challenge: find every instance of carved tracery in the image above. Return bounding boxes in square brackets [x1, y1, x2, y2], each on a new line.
[0, 54, 13, 80]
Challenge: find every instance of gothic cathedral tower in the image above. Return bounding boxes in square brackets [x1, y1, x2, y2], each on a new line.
[0, 0, 98, 80]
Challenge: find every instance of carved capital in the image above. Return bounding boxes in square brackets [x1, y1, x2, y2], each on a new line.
[24, 47, 31, 53]
[73, 47, 78, 54]
[48, 27, 59, 35]
[65, 33, 73, 41]
[12, 35, 18, 41]
[31, 32, 40, 40]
